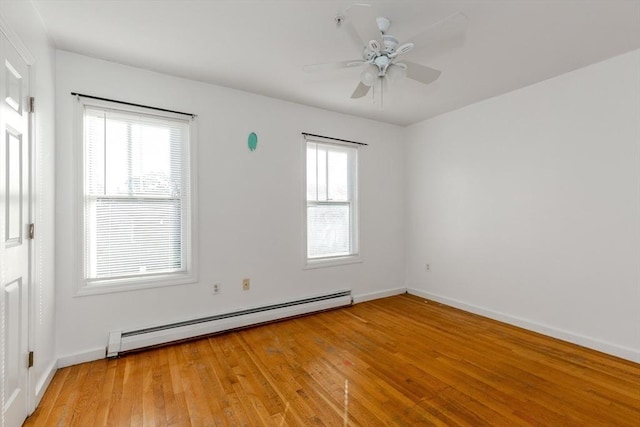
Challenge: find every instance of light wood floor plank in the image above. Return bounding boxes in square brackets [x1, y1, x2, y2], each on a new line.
[24, 294, 640, 426]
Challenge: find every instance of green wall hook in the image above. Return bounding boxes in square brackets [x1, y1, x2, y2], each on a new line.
[248, 132, 258, 151]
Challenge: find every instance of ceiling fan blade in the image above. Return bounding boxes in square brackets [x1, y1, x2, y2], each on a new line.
[345, 4, 384, 47]
[389, 42, 414, 58]
[303, 60, 365, 73]
[405, 11, 468, 48]
[403, 61, 442, 85]
[351, 81, 372, 99]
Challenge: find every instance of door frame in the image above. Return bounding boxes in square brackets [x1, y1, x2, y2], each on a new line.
[0, 12, 37, 416]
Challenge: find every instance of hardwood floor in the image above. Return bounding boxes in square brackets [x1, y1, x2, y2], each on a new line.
[25, 294, 640, 426]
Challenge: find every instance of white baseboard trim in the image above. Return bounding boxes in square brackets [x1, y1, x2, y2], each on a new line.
[352, 287, 406, 304]
[407, 288, 640, 363]
[57, 347, 105, 368]
[116, 291, 352, 355]
[34, 360, 57, 409]
[55, 289, 409, 368]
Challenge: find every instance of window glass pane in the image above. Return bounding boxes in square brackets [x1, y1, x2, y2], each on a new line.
[307, 204, 350, 258]
[306, 144, 317, 201]
[317, 147, 328, 201]
[85, 111, 105, 195]
[102, 114, 185, 196]
[104, 118, 129, 194]
[89, 198, 182, 278]
[327, 149, 348, 201]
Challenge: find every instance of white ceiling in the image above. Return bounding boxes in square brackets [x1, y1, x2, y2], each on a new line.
[34, 0, 640, 126]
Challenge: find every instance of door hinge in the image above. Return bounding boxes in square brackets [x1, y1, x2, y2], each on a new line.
[28, 223, 35, 240]
[28, 96, 35, 113]
[28, 351, 34, 368]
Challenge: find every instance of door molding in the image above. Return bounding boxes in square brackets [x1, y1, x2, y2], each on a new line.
[0, 14, 35, 66]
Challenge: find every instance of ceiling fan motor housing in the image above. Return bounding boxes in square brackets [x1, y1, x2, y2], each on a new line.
[362, 32, 400, 76]
[373, 55, 391, 75]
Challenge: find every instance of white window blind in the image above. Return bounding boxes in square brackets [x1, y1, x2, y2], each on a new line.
[83, 106, 192, 285]
[306, 140, 358, 260]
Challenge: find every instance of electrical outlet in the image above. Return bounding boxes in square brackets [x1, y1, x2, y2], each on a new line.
[242, 278, 250, 291]
[212, 283, 221, 294]
[426, 263, 431, 272]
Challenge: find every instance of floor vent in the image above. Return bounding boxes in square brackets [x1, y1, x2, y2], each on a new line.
[107, 290, 352, 357]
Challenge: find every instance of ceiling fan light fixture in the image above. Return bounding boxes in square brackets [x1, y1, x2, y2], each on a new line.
[360, 64, 379, 86]
[386, 64, 407, 83]
[376, 16, 391, 34]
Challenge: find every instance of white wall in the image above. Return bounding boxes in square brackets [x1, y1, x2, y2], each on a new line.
[54, 40, 638, 367]
[0, 0, 57, 408]
[405, 50, 640, 362]
[55, 51, 406, 364]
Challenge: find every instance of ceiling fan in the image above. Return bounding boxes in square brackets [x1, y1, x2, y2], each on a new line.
[304, 4, 467, 101]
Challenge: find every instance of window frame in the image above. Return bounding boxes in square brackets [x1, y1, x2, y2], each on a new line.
[74, 97, 198, 296]
[303, 137, 361, 269]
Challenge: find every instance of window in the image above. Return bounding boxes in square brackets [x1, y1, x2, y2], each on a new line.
[305, 139, 359, 265]
[78, 99, 196, 293]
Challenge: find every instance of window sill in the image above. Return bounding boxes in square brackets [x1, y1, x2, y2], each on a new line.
[304, 255, 362, 270]
[74, 272, 197, 297]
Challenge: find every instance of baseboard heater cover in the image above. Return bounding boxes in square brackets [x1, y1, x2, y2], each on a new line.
[106, 290, 352, 357]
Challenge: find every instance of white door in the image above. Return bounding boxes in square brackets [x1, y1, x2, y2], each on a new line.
[1, 30, 31, 427]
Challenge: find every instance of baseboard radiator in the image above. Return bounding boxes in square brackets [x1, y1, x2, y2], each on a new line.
[106, 290, 352, 357]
